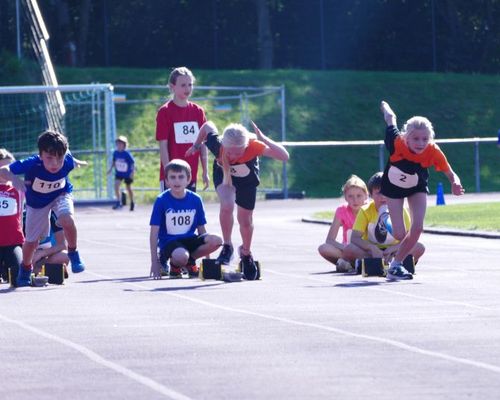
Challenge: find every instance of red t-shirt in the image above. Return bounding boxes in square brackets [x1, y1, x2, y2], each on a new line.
[155, 100, 207, 183]
[0, 183, 24, 246]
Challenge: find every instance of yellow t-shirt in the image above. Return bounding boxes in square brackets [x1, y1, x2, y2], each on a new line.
[352, 200, 411, 248]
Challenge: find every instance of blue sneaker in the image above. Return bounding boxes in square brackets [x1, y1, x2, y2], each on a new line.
[216, 244, 233, 265]
[386, 263, 413, 281]
[68, 251, 86, 273]
[16, 266, 32, 287]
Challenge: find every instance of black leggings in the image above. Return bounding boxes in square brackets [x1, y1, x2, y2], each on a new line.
[0, 245, 22, 279]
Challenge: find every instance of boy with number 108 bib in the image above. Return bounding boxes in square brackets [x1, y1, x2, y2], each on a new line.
[149, 159, 222, 279]
[155, 67, 209, 192]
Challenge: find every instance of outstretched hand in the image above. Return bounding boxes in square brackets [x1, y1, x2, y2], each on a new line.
[452, 182, 465, 196]
[380, 100, 397, 126]
[150, 260, 162, 280]
[250, 120, 264, 141]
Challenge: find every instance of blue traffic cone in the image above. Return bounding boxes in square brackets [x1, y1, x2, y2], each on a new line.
[436, 182, 445, 206]
[497, 129, 500, 148]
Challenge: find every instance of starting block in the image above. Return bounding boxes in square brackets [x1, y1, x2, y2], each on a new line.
[361, 258, 386, 277]
[7, 266, 49, 287]
[41, 263, 66, 284]
[361, 255, 416, 277]
[200, 259, 242, 282]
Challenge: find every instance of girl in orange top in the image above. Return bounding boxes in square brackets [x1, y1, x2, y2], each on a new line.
[186, 121, 289, 279]
[380, 101, 464, 280]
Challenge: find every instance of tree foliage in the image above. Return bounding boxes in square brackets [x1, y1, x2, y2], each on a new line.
[1, 0, 499, 72]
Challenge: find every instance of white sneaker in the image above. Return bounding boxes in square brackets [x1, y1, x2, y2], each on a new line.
[336, 258, 354, 273]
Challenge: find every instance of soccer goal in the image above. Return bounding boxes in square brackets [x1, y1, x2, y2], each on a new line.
[0, 84, 117, 201]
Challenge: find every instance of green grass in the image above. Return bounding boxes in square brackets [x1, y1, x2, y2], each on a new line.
[313, 202, 500, 232]
[4, 59, 500, 200]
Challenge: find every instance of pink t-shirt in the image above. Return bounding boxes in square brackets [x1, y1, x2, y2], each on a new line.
[334, 203, 356, 244]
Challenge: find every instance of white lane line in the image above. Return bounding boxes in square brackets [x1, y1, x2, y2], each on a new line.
[86, 271, 500, 376]
[265, 269, 496, 311]
[81, 237, 496, 311]
[0, 313, 192, 400]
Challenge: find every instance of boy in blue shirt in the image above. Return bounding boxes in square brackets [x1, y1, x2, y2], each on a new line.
[149, 159, 222, 279]
[107, 135, 135, 211]
[0, 130, 87, 286]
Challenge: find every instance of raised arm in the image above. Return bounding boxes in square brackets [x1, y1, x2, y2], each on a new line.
[380, 101, 397, 127]
[185, 121, 218, 158]
[251, 121, 289, 162]
[0, 166, 26, 192]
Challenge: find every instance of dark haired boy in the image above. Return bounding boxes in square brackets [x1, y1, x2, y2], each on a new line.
[149, 159, 222, 279]
[0, 130, 87, 286]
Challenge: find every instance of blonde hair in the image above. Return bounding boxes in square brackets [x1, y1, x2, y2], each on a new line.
[401, 116, 435, 142]
[221, 123, 256, 149]
[341, 174, 368, 196]
[0, 148, 15, 162]
[168, 67, 195, 85]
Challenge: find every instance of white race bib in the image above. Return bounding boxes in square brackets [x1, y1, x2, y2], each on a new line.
[174, 121, 199, 144]
[388, 166, 419, 189]
[115, 159, 128, 173]
[229, 163, 251, 178]
[0, 197, 17, 216]
[32, 177, 66, 194]
[165, 209, 196, 235]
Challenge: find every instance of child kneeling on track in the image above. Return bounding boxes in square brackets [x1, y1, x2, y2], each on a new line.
[185, 120, 289, 279]
[379, 101, 463, 280]
[149, 159, 222, 279]
[318, 174, 368, 273]
[107, 135, 135, 211]
[0, 130, 87, 287]
[343, 172, 425, 272]
[0, 149, 24, 284]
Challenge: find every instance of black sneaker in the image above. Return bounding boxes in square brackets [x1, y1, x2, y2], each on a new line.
[130, 201, 135, 211]
[216, 244, 234, 265]
[241, 254, 259, 281]
[112, 201, 122, 210]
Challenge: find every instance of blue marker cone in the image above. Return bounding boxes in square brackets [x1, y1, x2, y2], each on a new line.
[436, 182, 445, 206]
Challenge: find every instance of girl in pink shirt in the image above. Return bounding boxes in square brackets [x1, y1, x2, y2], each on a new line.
[318, 175, 368, 272]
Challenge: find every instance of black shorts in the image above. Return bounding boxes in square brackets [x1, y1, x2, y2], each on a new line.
[159, 234, 207, 263]
[116, 176, 133, 185]
[0, 245, 23, 279]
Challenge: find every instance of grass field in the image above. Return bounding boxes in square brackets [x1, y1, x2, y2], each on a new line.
[313, 202, 500, 232]
[2, 56, 500, 198]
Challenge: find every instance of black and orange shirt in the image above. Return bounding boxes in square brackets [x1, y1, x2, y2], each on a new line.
[205, 131, 266, 187]
[381, 125, 451, 198]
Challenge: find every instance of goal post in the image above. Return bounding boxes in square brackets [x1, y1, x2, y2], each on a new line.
[0, 83, 117, 201]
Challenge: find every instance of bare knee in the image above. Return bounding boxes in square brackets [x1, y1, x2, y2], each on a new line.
[57, 214, 75, 228]
[170, 247, 189, 266]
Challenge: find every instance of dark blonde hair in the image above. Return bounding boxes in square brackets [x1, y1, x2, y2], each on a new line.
[0, 148, 15, 162]
[164, 159, 191, 182]
[341, 174, 368, 196]
[168, 67, 195, 86]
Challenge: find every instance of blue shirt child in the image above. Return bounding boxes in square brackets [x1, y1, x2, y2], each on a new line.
[9, 153, 76, 208]
[149, 190, 207, 250]
[112, 150, 135, 179]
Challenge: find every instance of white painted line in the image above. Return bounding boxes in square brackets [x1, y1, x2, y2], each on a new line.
[86, 270, 500, 376]
[0, 313, 193, 400]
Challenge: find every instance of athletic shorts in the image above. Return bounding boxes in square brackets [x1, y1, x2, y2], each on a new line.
[116, 176, 134, 185]
[159, 233, 207, 263]
[25, 193, 74, 242]
[0, 245, 22, 278]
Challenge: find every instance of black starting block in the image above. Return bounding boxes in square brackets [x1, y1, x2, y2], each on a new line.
[8, 266, 19, 287]
[402, 255, 415, 274]
[42, 263, 65, 284]
[200, 259, 242, 282]
[361, 258, 386, 277]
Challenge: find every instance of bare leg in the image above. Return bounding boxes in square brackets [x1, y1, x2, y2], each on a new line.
[216, 184, 236, 245]
[237, 206, 253, 255]
[57, 213, 78, 249]
[393, 192, 427, 263]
